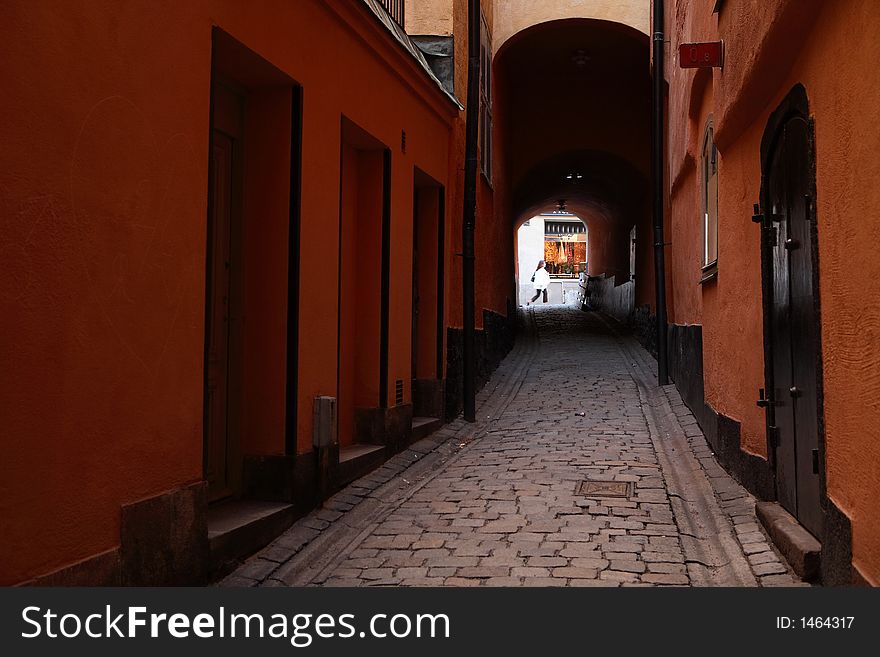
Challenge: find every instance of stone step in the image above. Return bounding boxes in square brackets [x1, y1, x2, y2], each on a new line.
[412, 416, 442, 441]
[755, 501, 821, 581]
[338, 443, 386, 486]
[208, 499, 295, 575]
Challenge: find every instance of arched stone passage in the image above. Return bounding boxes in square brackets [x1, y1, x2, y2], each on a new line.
[492, 17, 654, 314]
[511, 150, 648, 282]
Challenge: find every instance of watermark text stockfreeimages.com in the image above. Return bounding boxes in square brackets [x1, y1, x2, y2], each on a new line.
[21, 606, 451, 647]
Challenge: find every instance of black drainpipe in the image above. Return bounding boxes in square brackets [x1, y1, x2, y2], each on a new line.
[652, 0, 669, 385]
[462, 0, 480, 422]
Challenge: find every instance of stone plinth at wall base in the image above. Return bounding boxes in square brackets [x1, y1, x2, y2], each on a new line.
[242, 454, 298, 503]
[851, 565, 873, 587]
[756, 501, 821, 581]
[819, 498, 856, 586]
[413, 378, 445, 419]
[241, 452, 321, 513]
[354, 404, 414, 452]
[120, 481, 209, 586]
[445, 308, 515, 420]
[27, 549, 122, 587]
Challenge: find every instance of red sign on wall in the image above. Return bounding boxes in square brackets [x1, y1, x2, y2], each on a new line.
[679, 42, 724, 68]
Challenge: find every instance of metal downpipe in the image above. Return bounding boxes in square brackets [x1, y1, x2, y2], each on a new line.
[652, 0, 670, 385]
[462, 0, 480, 421]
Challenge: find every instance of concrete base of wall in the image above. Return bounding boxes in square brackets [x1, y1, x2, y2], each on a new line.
[27, 549, 121, 587]
[120, 481, 209, 585]
[25, 482, 212, 586]
[243, 454, 298, 503]
[242, 450, 320, 514]
[354, 403, 414, 452]
[413, 378, 444, 418]
[445, 308, 515, 420]
[666, 320, 856, 586]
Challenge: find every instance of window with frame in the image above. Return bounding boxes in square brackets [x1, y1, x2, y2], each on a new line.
[479, 13, 492, 183]
[701, 119, 718, 278]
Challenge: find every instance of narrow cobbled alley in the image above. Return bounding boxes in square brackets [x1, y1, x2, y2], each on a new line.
[223, 307, 805, 587]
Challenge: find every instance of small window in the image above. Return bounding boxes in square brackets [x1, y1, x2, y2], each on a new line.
[701, 119, 718, 279]
[479, 13, 492, 183]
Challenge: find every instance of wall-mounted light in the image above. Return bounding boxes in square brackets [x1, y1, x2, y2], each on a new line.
[571, 49, 591, 68]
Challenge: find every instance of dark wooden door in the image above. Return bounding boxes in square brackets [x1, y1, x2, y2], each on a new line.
[206, 83, 243, 502]
[767, 116, 822, 537]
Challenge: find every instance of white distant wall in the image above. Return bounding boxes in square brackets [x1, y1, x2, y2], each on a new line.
[517, 216, 545, 305]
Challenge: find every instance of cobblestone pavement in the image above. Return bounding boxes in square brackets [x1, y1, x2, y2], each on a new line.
[222, 305, 806, 587]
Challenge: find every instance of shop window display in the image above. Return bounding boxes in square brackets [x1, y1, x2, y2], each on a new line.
[543, 220, 587, 277]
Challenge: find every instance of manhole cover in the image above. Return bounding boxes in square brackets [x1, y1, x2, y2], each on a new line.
[575, 480, 631, 498]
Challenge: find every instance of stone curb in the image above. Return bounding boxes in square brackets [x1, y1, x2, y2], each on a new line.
[662, 390, 807, 586]
[219, 310, 540, 587]
[596, 315, 804, 587]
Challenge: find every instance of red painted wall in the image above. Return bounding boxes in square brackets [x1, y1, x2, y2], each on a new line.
[241, 89, 292, 456]
[414, 184, 442, 379]
[0, 0, 457, 585]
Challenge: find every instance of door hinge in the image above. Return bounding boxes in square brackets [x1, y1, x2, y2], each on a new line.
[812, 448, 819, 474]
[751, 203, 763, 224]
[756, 387, 772, 408]
[754, 203, 783, 225]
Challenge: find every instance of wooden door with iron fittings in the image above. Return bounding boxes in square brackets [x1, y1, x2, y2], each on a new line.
[764, 113, 823, 538]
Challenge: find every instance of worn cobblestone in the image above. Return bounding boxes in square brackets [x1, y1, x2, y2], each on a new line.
[224, 307, 804, 588]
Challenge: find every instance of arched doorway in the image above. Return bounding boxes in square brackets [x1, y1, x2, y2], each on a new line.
[759, 84, 824, 538]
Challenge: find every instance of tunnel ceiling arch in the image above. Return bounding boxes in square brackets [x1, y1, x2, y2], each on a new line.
[492, 1, 649, 53]
[512, 149, 649, 229]
[496, 18, 651, 231]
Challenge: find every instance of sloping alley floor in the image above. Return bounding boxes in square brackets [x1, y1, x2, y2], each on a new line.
[221, 305, 806, 587]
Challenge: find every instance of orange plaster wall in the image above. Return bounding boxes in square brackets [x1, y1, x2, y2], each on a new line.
[387, 161, 416, 402]
[475, 178, 510, 326]
[415, 187, 441, 379]
[337, 144, 388, 447]
[666, 0, 880, 583]
[275, 1, 455, 450]
[789, 0, 880, 584]
[667, 71, 711, 327]
[338, 143, 359, 448]
[241, 88, 292, 456]
[0, 0, 209, 586]
[699, 124, 766, 458]
[0, 0, 456, 584]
